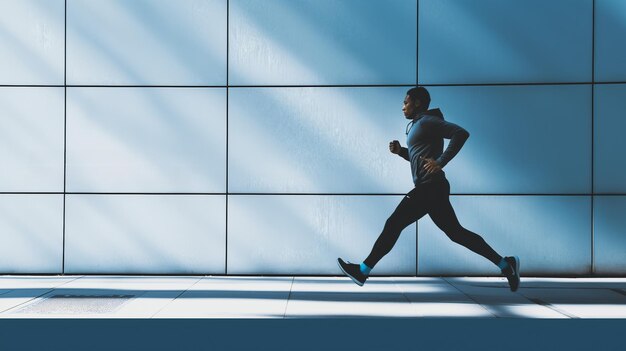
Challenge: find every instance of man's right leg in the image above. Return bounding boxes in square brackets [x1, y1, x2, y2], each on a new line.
[363, 187, 429, 270]
[338, 187, 428, 286]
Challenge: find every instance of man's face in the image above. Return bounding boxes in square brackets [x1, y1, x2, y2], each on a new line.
[402, 95, 419, 119]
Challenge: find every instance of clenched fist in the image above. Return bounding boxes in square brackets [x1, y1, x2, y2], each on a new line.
[389, 140, 402, 154]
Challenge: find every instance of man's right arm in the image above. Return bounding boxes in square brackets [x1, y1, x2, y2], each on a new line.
[390, 140, 410, 161]
[398, 147, 410, 161]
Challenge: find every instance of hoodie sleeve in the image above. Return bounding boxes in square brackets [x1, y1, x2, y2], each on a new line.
[429, 118, 470, 168]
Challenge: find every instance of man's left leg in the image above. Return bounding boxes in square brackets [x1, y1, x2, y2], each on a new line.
[427, 179, 520, 291]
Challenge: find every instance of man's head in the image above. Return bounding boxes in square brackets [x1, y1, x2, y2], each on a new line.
[403, 86, 430, 119]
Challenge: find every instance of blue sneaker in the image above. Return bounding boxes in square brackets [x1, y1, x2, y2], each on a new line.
[502, 256, 521, 292]
[337, 258, 367, 286]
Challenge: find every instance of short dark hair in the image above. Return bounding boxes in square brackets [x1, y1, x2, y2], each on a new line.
[406, 86, 430, 110]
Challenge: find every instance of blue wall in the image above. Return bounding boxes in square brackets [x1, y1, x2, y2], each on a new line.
[0, 0, 623, 275]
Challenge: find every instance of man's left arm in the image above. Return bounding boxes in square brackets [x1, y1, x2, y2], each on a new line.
[431, 118, 470, 168]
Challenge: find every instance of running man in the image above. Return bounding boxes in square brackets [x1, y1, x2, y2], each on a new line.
[338, 87, 520, 291]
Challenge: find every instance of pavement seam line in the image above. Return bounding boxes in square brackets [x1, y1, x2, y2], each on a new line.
[523, 296, 579, 319]
[149, 276, 204, 318]
[511, 285, 579, 319]
[282, 276, 295, 319]
[0, 275, 84, 314]
[391, 278, 419, 317]
[441, 277, 498, 318]
[609, 288, 626, 297]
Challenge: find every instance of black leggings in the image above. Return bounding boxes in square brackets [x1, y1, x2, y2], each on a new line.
[364, 177, 502, 269]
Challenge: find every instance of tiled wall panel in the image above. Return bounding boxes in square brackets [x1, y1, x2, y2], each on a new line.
[427, 85, 591, 194]
[229, 0, 416, 85]
[0, 0, 65, 85]
[228, 195, 416, 275]
[229, 87, 415, 193]
[419, 0, 592, 84]
[0, 88, 64, 192]
[64, 195, 226, 274]
[66, 0, 227, 85]
[595, 0, 626, 82]
[594, 84, 626, 193]
[66, 88, 226, 193]
[418, 196, 591, 275]
[0, 195, 63, 273]
[593, 196, 626, 275]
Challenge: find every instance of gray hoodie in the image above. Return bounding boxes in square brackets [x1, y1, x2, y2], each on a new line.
[398, 108, 470, 185]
